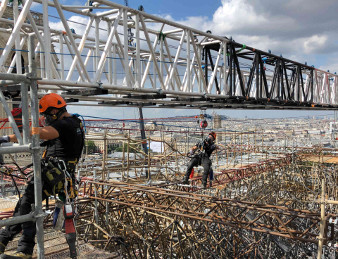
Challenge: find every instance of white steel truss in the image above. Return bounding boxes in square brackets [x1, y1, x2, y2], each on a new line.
[0, 0, 337, 109]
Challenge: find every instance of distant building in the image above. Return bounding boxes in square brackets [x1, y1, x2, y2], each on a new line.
[213, 114, 222, 129]
[145, 121, 165, 131]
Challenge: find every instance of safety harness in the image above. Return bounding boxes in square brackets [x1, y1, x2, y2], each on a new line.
[41, 157, 78, 199]
[42, 157, 78, 259]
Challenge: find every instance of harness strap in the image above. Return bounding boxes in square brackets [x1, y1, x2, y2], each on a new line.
[42, 157, 79, 199]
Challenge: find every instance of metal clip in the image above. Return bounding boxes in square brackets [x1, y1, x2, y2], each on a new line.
[329, 217, 337, 224]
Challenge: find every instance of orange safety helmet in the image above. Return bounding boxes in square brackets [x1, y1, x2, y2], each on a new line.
[39, 93, 67, 113]
[209, 131, 216, 140]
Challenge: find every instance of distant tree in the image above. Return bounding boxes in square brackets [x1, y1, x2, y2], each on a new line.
[115, 145, 128, 152]
[86, 140, 96, 154]
[114, 144, 142, 153]
[107, 145, 113, 154]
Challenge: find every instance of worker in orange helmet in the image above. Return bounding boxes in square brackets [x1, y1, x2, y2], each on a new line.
[182, 131, 217, 188]
[0, 93, 84, 259]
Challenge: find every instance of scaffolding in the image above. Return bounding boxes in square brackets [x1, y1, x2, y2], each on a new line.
[0, 1, 337, 258]
[0, 35, 45, 257]
[1, 121, 337, 258]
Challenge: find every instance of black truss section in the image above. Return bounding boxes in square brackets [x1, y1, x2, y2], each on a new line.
[64, 88, 108, 96]
[94, 96, 336, 110]
[123, 93, 167, 99]
[202, 41, 334, 109]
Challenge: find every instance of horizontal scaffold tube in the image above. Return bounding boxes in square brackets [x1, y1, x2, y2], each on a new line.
[0, 212, 35, 227]
[0, 144, 33, 154]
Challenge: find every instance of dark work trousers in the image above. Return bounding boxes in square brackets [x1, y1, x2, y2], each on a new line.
[184, 154, 212, 186]
[0, 177, 48, 255]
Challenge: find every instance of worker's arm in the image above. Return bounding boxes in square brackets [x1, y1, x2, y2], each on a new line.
[36, 126, 59, 140]
[187, 145, 198, 156]
[1, 126, 59, 143]
[191, 145, 198, 152]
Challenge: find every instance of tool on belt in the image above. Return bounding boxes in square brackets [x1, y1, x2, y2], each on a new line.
[42, 157, 78, 258]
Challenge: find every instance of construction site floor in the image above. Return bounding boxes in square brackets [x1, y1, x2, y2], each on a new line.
[0, 196, 119, 259]
[2, 229, 120, 259]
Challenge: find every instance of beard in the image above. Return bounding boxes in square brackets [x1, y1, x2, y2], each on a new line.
[44, 114, 56, 125]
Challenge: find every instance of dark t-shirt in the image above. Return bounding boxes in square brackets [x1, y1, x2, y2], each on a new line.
[196, 139, 216, 157]
[44, 115, 84, 160]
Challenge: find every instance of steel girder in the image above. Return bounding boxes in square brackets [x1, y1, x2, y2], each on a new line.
[0, 1, 337, 110]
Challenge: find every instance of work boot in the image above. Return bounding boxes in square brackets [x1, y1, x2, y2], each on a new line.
[0, 242, 5, 254]
[182, 179, 189, 184]
[5, 252, 32, 259]
[203, 183, 207, 189]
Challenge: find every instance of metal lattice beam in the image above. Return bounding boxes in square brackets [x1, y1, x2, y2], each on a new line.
[0, 1, 336, 109]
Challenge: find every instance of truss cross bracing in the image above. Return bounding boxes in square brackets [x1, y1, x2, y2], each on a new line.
[0, 0, 337, 110]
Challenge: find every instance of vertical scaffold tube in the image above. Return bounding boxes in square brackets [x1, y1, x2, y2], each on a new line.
[29, 34, 45, 258]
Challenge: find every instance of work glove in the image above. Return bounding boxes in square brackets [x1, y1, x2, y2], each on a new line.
[0, 136, 10, 144]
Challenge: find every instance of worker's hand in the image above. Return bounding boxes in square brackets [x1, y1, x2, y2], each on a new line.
[0, 135, 10, 144]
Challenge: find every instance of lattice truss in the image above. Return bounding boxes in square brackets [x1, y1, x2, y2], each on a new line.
[73, 170, 337, 258]
[0, 0, 337, 109]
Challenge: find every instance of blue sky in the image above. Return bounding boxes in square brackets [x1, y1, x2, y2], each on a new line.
[116, 0, 222, 20]
[32, 0, 338, 119]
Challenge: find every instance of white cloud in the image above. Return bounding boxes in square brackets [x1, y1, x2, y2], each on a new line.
[179, 16, 211, 33]
[303, 35, 328, 54]
[168, 0, 338, 67]
[46, 0, 338, 66]
[50, 15, 91, 35]
[212, 0, 268, 33]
